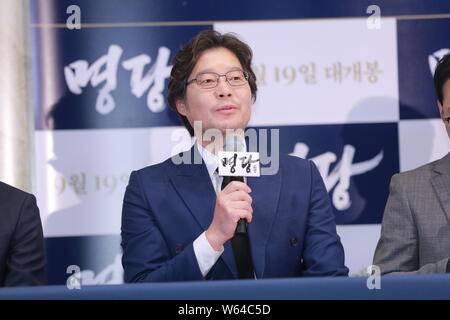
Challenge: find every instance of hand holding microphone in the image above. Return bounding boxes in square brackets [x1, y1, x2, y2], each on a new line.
[205, 132, 259, 251]
[206, 180, 253, 251]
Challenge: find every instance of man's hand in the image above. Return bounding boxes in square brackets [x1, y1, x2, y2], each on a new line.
[205, 181, 253, 251]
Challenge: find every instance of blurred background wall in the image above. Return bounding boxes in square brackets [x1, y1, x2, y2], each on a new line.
[5, 0, 448, 284]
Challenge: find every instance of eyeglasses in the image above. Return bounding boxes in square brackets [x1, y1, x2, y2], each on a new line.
[186, 70, 249, 89]
[444, 116, 450, 124]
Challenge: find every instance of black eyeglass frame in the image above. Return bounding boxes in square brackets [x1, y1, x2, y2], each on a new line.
[186, 70, 249, 89]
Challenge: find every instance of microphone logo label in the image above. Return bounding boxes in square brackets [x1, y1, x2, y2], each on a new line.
[218, 152, 260, 177]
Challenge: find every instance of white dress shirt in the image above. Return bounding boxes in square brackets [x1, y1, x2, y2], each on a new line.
[192, 139, 252, 278]
[192, 141, 225, 277]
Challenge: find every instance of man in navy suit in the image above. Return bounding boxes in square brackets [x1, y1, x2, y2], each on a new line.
[0, 181, 47, 286]
[121, 30, 348, 282]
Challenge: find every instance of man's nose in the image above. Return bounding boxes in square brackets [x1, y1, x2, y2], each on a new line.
[215, 76, 232, 98]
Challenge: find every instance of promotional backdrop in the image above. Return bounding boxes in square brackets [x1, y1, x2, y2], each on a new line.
[30, 0, 450, 284]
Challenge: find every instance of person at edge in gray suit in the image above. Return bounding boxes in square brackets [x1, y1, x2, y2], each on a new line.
[373, 53, 450, 274]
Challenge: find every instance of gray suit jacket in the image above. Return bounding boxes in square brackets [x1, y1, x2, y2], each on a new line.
[373, 152, 450, 274]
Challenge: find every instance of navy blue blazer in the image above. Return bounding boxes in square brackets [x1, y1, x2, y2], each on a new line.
[121, 147, 348, 282]
[0, 182, 47, 286]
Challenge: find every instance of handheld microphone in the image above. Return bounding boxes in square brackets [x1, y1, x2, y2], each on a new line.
[219, 132, 259, 279]
[221, 133, 248, 235]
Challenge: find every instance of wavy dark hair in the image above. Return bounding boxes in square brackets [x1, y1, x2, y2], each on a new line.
[168, 30, 257, 136]
[434, 53, 450, 106]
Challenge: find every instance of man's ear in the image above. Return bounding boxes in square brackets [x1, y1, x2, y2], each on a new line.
[438, 100, 444, 119]
[176, 99, 187, 116]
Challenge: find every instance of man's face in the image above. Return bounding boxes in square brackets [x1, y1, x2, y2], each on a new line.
[438, 78, 450, 138]
[176, 47, 252, 136]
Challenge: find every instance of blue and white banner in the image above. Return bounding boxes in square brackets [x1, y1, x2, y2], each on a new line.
[30, 0, 450, 283]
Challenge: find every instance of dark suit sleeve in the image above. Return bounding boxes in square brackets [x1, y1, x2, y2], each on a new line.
[121, 171, 204, 282]
[5, 194, 47, 286]
[301, 161, 349, 277]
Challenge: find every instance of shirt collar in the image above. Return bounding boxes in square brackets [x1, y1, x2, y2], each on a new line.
[195, 139, 219, 179]
[195, 136, 248, 177]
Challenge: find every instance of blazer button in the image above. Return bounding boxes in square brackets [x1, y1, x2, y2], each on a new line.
[290, 238, 298, 247]
[175, 245, 183, 254]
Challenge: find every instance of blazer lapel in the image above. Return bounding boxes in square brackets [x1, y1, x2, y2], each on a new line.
[169, 146, 239, 278]
[218, 171, 281, 279]
[431, 152, 450, 223]
[170, 147, 217, 232]
[169, 146, 282, 279]
[246, 168, 282, 278]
